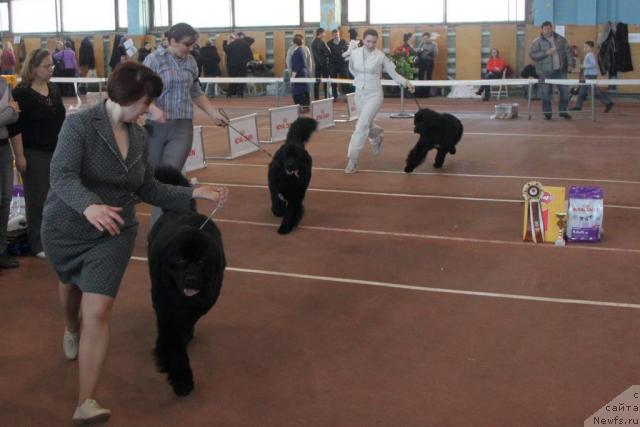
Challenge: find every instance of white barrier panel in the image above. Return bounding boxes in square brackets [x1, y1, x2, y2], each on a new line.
[268, 104, 300, 143]
[184, 126, 207, 172]
[311, 98, 334, 130]
[346, 93, 358, 121]
[228, 113, 260, 159]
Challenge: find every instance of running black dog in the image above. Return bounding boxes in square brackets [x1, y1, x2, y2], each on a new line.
[148, 166, 226, 396]
[405, 108, 464, 173]
[268, 117, 318, 234]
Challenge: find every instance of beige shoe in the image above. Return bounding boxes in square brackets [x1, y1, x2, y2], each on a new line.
[63, 329, 79, 360]
[371, 133, 384, 156]
[344, 158, 358, 174]
[73, 399, 111, 425]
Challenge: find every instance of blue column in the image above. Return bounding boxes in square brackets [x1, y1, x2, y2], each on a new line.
[320, 0, 341, 31]
[534, 0, 555, 25]
[127, 0, 149, 35]
[577, 0, 597, 25]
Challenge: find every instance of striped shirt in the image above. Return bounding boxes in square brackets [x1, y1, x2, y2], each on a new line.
[143, 49, 203, 120]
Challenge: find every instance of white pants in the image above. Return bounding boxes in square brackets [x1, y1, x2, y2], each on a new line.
[347, 88, 384, 160]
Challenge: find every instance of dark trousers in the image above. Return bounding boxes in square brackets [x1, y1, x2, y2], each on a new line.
[329, 64, 347, 100]
[22, 149, 52, 255]
[478, 71, 502, 98]
[0, 143, 12, 255]
[292, 91, 310, 107]
[574, 74, 613, 109]
[60, 69, 77, 97]
[314, 65, 330, 100]
[227, 65, 246, 96]
[417, 60, 435, 97]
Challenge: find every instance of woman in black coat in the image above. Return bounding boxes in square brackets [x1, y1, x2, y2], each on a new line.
[200, 41, 221, 97]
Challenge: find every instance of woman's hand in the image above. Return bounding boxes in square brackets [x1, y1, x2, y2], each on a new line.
[147, 103, 167, 123]
[193, 186, 229, 205]
[83, 205, 124, 236]
[8, 100, 20, 113]
[15, 154, 26, 173]
[406, 81, 416, 93]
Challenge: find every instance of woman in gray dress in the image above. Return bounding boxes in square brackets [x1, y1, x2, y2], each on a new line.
[41, 62, 228, 424]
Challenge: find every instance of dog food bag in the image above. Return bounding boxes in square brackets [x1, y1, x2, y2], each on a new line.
[567, 186, 604, 242]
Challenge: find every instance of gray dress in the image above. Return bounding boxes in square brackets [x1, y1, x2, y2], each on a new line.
[42, 102, 193, 297]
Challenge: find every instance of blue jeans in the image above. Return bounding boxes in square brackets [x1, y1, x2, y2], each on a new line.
[540, 70, 569, 114]
[574, 75, 613, 109]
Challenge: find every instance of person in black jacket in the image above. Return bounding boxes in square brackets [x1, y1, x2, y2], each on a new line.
[327, 29, 348, 102]
[312, 28, 331, 100]
[200, 41, 221, 98]
[78, 37, 95, 77]
[109, 35, 126, 71]
[138, 41, 153, 64]
[223, 32, 254, 97]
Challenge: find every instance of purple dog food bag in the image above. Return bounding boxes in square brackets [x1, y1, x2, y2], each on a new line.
[567, 186, 604, 242]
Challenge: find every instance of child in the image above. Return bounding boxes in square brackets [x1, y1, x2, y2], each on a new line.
[570, 41, 614, 113]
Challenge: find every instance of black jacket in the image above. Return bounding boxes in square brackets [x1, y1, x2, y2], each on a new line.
[200, 45, 221, 76]
[327, 39, 347, 68]
[312, 38, 331, 69]
[615, 23, 634, 73]
[109, 35, 126, 70]
[79, 37, 95, 69]
[222, 38, 254, 69]
[138, 48, 152, 64]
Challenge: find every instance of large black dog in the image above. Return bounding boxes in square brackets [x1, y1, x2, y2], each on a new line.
[268, 117, 318, 234]
[404, 108, 464, 173]
[148, 166, 226, 396]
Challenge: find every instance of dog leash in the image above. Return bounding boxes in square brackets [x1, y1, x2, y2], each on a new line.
[409, 88, 423, 110]
[199, 199, 224, 230]
[218, 108, 273, 159]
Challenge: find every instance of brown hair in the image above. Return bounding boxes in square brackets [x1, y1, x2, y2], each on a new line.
[107, 62, 163, 106]
[363, 28, 379, 39]
[20, 48, 52, 86]
[292, 36, 302, 46]
[166, 22, 199, 44]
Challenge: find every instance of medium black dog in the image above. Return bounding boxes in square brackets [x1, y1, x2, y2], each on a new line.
[404, 108, 464, 173]
[268, 117, 318, 234]
[148, 166, 226, 396]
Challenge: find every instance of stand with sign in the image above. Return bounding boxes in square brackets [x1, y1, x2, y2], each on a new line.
[206, 113, 260, 160]
[183, 126, 207, 172]
[311, 98, 335, 130]
[263, 104, 300, 144]
[335, 93, 358, 123]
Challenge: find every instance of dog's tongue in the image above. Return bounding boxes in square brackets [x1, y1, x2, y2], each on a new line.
[183, 288, 200, 297]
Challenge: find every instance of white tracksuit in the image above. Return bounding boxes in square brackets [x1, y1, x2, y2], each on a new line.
[347, 47, 408, 160]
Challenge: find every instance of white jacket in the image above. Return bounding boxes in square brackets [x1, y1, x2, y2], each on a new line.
[348, 47, 407, 91]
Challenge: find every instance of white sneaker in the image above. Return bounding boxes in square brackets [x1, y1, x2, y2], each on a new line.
[73, 399, 111, 425]
[63, 329, 80, 360]
[371, 133, 384, 156]
[36, 251, 46, 259]
[344, 158, 358, 174]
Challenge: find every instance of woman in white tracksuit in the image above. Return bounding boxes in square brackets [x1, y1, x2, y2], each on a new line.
[345, 28, 415, 173]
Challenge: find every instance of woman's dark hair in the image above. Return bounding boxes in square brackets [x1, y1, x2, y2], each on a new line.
[585, 40, 595, 48]
[64, 41, 72, 49]
[167, 22, 199, 44]
[292, 36, 302, 46]
[403, 33, 413, 43]
[316, 28, 325, 36]
[423, 32, 431, 38]
[363, 28, 379, 39]
[348, 28, 358, 40]
[107, 62, 163, 106]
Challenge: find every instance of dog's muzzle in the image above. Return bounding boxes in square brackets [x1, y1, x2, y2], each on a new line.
[285, 169, 300, 178]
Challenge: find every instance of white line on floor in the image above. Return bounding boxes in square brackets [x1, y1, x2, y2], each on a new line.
[129, 256, 640, 310]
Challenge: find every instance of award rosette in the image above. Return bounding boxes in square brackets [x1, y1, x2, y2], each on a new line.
[522, 181, 545, 243]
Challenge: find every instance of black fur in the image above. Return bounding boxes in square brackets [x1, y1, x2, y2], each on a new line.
[404, 108, 464, 173]
[268, 117, 317, 234]
[148, 166, 226, 396]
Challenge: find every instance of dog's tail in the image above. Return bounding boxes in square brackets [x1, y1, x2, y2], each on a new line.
[285, 117, 318, 146]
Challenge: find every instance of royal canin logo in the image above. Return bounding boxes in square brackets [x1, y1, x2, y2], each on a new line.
[276, 119, 290, 131]
[315, 109, 330, 120]
[188, 149, 196, 156]
[541, 192, 552, 204]
[235, 134, 254, 144]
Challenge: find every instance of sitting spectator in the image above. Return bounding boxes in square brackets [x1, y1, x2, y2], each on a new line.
[476, 48, 506, 101]
[570, 41, 614, 113]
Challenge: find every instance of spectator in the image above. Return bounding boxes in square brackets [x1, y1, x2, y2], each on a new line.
[78, 37, 96, 77]
[200, 40, 221, 98]
[9, 48, 66, 259]
[1, 42, 16, 75]
[328, 29, 348, 101]
[342, 28, 360, 94]
[476, 48, 506, 101]
[311, 28, 331, 100]
[416, 32, 438, 97]
[290, 35, 311, 110]
[395, 33, 416, 57]
[53, 41, 80, 97]
[138, 41, 153, 63]
[529, 21, 572, 120]
[570, 41, 614, 113]
[223, 32, 254, 98]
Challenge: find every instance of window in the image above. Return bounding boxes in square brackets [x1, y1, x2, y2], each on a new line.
[370, 0, 444, 24]
[348, 0, 366, 22]
[447, 0, 525, 22]
[11, 0, 58, 33]
[63, 0, 115, 31]
[303, 0, 319, 22]
[0, 3, 8, 32]
[172, 0, 231, 28]
[154, 0, 169, 27]
[235, 0, 299, 27]
[118, 0, 128, 28]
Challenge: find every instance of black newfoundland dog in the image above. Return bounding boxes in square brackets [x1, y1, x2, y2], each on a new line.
[268, 117, 318, 234]
[148, 166, 226, 396]
[405, 108, 464, 173]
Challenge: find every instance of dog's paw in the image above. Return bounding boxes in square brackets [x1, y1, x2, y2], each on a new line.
[271, 208, 285, 218]
[433, 163, 443, 169]
[449, 147, 456, 155]
[278, 224, 293, 235]
[171, 379, 194, 397]
[404, 165, 415, 174]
